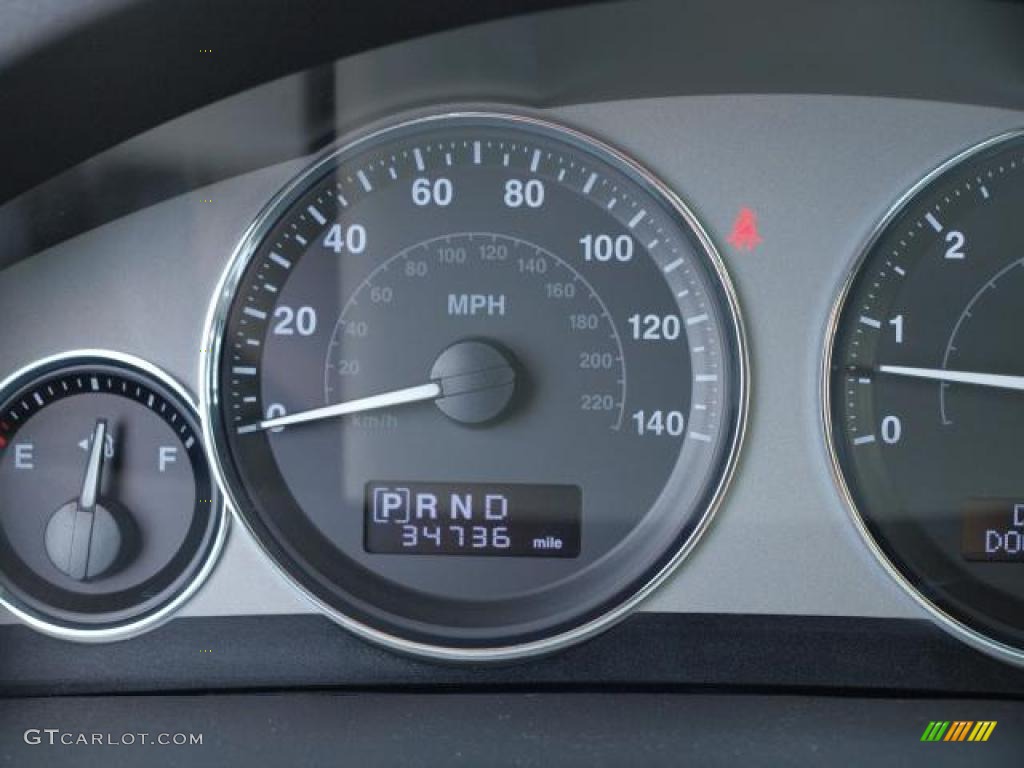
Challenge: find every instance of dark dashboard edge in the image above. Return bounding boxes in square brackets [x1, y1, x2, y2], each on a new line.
[3, 612, 1024, 699]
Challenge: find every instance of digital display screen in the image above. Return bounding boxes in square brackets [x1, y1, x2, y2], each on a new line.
[364, 481, 581, 557]
[962, 499, 1024, 562]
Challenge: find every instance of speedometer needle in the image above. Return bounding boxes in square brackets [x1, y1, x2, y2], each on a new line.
[878, 365, 1024, 392]
[245, 340, 520, 433]
[254, 383, 442, 431]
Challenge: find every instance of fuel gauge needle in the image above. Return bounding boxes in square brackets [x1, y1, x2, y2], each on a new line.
[64, 419, 108, 580]
[878, 365, 1024, 392]
[78, 419, 108, 512]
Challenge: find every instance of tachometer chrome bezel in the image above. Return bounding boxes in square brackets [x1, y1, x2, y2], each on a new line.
[821, 126, 1024, 668]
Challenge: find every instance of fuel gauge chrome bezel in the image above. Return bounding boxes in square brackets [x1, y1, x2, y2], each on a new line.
[0, 350, 228, 642]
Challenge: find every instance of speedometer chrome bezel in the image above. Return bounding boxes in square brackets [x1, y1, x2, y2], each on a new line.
[201, 108, 750, 662]
[821, 126, 1024, 668]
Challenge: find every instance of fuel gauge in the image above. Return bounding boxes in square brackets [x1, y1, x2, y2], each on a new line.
[0, 351, 225, 640]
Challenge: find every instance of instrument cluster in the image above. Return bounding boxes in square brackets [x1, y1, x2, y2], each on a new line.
[0, 41, 1020, 667]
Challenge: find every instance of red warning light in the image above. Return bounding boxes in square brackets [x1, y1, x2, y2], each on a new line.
[727, 207, 763, 251]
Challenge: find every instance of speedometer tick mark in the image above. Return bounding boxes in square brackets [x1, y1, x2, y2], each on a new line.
[307, 205, 327, 225]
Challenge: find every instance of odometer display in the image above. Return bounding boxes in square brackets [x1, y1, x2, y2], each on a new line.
[364, 480, 581, 558]
[203, 112, 746, 659]
[826, 130, 1024, 665]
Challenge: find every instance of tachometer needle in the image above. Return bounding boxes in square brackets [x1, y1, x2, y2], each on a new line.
[251, 382, 442, 432]
[878, 365, 1024, 392]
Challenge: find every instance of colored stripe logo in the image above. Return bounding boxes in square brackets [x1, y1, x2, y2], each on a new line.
[921, 721, 997, 742]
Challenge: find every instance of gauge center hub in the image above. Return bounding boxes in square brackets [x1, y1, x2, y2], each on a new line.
[45, 501, 121, 581]
[430, 339, 517, 425]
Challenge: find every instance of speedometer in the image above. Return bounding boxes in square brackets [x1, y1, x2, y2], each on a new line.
[202, 112, 747, 660]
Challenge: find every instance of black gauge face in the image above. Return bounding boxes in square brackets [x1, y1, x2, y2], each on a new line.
[0, 353, 223, 637]
[206, 113, 746, 658]
[827, 131, 1024, 661]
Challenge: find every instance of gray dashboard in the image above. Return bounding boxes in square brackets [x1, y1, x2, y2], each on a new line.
[2, 92, 1020, 629]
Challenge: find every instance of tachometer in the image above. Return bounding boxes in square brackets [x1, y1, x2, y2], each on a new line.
[825, 129, 1024, 665]
[203, 112, 746, 659]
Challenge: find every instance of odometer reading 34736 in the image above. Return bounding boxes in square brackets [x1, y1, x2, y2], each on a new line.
[203, 112, 746, 659]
